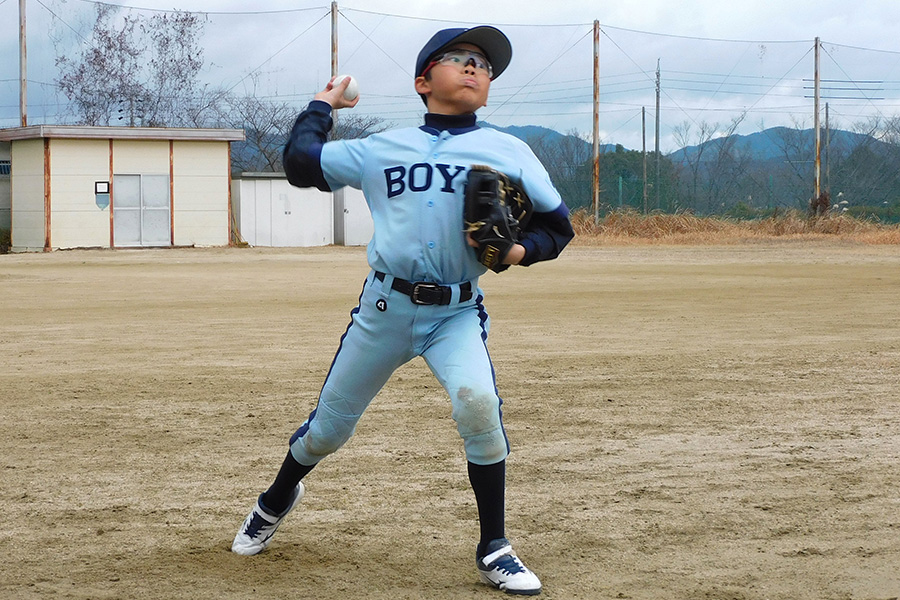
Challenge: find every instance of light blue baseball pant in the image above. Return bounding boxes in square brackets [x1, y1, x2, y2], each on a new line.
[288, 271, 510, 467]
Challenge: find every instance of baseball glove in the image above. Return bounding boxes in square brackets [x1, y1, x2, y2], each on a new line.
[463, 165, 533, 273]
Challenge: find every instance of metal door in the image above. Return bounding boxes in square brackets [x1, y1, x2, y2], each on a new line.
[113, 174, 171, 247]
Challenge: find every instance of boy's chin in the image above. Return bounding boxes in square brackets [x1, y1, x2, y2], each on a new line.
[429, 99, 485, 115]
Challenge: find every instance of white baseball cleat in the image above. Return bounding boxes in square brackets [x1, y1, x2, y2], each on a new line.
[477, 538, 542, 595]
[231, 482, 304, 556]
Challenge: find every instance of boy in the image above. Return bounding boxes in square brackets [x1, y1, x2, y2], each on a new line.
[232, 25, 574, 596]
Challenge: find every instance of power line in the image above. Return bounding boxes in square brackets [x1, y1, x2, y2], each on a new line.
[20, 2, 900, 60]
[600, 26, 700, 128]
[481, 26, 593, 124]
[339, 9, 411, 77]
[822, 40, 900, 56]
[341, 6, 591, 28]
[222, 10, 331, 94]
[35, 0, 91, 44]
[600, 22, 810, 45]
[71, 0, 329, 16]
[819, 42, 890, 120]
[10, 0, 900, 145]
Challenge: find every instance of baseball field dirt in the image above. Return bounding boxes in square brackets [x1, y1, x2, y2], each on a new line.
[1, 243, 898, 600]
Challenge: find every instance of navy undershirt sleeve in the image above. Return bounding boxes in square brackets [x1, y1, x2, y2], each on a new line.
[518, 202, 575, 266]
[283, 100, 333, 192]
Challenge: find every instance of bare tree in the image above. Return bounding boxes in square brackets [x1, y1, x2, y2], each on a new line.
[671, 120, 718, 212]
[55, 5, 217, 127]
[702, 114, 748, 212]
[525, 129, 593, 209]
[671, 115, 750, 213]
[766, 117, 819, 207]
[226, 93, 391, 173]
[142, 11, 210, 126]
[330, 113, 392, 141]
[833, 116, 900, 207]
[56, 5, 144, 126]
[226, 95, 299, 173]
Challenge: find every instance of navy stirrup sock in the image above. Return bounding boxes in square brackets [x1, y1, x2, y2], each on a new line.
[468, 459, 506, 556]
[262, 451, 315, 515]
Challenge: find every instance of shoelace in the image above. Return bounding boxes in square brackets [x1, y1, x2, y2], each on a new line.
[490, 554, 526, 575]
[243, 511, 275, 539]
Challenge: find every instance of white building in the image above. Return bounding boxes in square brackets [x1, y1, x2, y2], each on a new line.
[231, 172, 373, 247]
[0, 125, 244, 252]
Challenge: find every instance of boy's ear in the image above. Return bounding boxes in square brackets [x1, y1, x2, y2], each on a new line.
[414, 76, 431, 97]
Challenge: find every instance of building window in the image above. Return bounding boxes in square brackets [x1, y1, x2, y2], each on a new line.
[0, 160, 10, 176]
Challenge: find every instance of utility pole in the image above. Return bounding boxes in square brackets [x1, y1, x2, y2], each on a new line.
[825, 102, 830, 193]
[642, 107, 648, 214]
[19, 0, 27, 127]
[331, 1, 339, 124]
[592, 20, 600, 223]
[655, 59, 661, 210]
[330, 1, 345, 244]
[814, 36, 821, 201]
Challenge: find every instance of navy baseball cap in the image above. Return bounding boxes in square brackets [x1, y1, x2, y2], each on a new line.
[415, 26, 512, 80]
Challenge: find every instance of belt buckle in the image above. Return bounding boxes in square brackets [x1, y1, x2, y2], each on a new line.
[411, 282, 441, 305]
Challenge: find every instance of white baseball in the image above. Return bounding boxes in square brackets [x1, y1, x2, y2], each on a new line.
[333, 74, 359, 101]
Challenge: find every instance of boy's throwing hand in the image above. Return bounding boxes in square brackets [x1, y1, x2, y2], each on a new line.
[314, 76, 360, 110]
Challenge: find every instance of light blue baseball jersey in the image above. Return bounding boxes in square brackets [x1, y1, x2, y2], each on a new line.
[320, 116, 564, 284]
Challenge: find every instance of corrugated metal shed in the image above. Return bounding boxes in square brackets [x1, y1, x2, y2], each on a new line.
[232, 172, 374, 248]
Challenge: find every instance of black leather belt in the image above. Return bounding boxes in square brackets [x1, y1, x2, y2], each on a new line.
[375, 272, 473, 305]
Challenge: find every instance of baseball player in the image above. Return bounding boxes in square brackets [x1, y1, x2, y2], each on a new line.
[232, 25, 574, 596]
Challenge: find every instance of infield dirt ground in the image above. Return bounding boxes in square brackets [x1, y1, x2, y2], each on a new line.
[1, 243, 898, 600]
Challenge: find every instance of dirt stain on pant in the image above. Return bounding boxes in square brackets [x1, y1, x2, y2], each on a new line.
[454, 386, 499, 435]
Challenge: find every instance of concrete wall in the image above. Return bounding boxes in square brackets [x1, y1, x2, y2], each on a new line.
[114, 139, 169, 173]
[10, 139, 45, 251]
[173, 141, 230, 247]
[50, 139, 110, 249]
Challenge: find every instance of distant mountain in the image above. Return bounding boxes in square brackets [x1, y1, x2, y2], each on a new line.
[476, 123, 889, 166]
[479, 122, 619, 154]
[668, 126, 889, 163]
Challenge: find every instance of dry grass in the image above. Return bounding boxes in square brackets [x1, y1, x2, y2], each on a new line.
[571, 208, 900, 245]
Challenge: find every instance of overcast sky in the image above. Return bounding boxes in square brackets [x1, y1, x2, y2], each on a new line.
[3, 0, 900, 151]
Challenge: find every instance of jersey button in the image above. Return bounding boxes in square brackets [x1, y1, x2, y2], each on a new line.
[428, 241, 435, 249]
[427, 200, 434, 207]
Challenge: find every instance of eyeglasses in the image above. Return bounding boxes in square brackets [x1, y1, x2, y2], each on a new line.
[422, 50, 493, 78]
